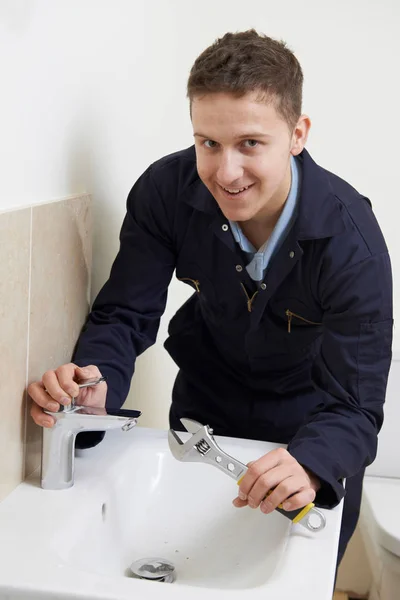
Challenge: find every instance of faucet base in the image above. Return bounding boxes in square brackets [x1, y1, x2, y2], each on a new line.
[40, 406, 141, 490]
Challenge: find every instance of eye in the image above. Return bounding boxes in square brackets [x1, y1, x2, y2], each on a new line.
[244, 140, 259, 148]
[203, 140, 218, 149]
[202, 139, 260, 149]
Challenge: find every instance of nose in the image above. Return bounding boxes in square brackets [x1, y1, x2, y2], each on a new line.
[216, 151, 244, 186]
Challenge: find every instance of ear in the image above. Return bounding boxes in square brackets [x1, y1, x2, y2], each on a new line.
[290, 115, 311, 156]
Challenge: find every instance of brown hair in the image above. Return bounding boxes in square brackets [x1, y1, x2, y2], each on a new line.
[187, 29, 303, 131]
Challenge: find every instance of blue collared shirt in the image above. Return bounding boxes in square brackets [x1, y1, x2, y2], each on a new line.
[229, 154, 301, 282]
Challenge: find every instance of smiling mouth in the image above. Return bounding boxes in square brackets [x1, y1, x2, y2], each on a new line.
[218, 183, 255, 197]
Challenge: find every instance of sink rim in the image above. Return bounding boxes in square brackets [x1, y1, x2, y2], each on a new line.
[0, 427, 343, 600]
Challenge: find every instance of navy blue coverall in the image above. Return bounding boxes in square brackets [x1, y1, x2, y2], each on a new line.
[73, 146, 393, 564]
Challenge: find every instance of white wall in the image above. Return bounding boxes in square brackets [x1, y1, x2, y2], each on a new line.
[2, 0, 399, 427]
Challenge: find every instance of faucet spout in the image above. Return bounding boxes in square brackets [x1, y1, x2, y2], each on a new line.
[41, 405, 141, 490]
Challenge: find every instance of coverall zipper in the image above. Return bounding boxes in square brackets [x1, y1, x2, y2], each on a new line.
[286, 309, 322, 333]
[240, 283, 258, 313]
[178, 278, 200, 293]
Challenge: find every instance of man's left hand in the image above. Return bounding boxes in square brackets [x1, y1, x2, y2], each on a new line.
[233, 447, 321, 514]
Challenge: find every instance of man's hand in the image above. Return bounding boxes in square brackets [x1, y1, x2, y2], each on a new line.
[233, 447, 321, 514]
[28, 364, 107, 429]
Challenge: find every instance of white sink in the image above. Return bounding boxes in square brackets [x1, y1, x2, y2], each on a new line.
[0, 427, 343, 599]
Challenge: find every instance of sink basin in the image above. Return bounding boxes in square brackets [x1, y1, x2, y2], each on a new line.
[0, 427, 343, 599]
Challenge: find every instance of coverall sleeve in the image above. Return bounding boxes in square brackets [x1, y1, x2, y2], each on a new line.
[72, 165, 176, 409]
[287, 250, 393, 508]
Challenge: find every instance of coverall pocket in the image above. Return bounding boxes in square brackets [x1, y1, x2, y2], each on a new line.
[286, 309, 322, 333]
[267, 298, 323, 354]
[176, 263, 221, 317]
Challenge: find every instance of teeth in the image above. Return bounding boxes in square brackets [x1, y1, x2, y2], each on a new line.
[223, 185, 250, 193]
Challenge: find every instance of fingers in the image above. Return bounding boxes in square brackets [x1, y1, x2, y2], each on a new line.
[260, 476, 316, 514]
[246, 466, 294, 509]
[233, 465, 292, 510]
[238, 448, 286, 501]
[30, 400, 55, 428]
[46, 364, 81, 401]
[234, 472, 315, 513]
[277, 488, 316, 513]
[28, 364, 77, 410]
[233, 448, 318, 514]
[27, 363, 101, 428]
[232, 496, 248, 508]
[28, 380, 64, 413]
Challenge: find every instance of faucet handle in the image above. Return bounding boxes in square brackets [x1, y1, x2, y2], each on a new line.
[105, 408, 142, 418]
[72, 406, 142, 420]
[53, 404, 142, 419]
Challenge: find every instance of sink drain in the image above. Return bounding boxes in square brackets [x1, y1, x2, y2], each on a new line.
[130, 557, 176, 583]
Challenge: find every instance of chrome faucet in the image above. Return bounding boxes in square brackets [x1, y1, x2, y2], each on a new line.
[41, 400, 141, 490]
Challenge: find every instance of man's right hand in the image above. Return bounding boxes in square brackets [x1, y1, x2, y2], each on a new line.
[28, 364, 107, 428]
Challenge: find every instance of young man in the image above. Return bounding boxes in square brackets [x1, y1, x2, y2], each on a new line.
[28, 30, 393, 567]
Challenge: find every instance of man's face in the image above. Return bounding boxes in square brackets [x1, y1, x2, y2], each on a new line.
[191, 92, 307, 224]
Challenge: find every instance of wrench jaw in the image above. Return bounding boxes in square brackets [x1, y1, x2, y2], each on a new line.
[180, 418, 204, 434]
[168, 419, 247, 481]
[167, 423, 213, 463]
[167, 429, 187, 461]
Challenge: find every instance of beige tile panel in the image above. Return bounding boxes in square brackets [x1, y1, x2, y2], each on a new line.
[0, 208, 31, 501]
[336, 523, 371, 596]
[25, 195, 92, 477]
